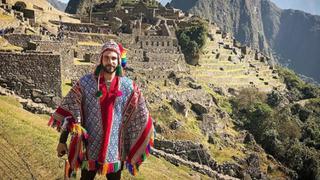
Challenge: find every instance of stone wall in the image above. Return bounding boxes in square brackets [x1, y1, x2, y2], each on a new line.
[146, 52, 181, 61]
[75, 44, 101, 60]
[127, 48, 144, 62]
[121, 34, 186, 81]
[33, 40, 74, 80]
[84, 53, 100, 63]
[138, 35, 179, 52]
[154, 139, 216, 169]
[63, 32, 119, 44]
[157, 7, 184, 20]
[60, 22, 111, 34]
[3, 34, 41, 49]
[0, 52, 61, 107]
[68, 64, 96, 81]
[32, 40, 97, 80]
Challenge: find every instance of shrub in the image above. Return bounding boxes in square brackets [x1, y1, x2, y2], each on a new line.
[267, 90, 283, 107]
[176, 20, 208, 64]
[277, 66, 320, 100]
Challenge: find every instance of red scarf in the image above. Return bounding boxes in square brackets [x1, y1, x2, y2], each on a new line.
[98, 75, 120, 164]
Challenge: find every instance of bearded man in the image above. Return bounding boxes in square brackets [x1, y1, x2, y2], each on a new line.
[49, 41, 154, 180]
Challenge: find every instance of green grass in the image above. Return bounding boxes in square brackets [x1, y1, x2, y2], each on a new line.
[149, 100, 205, 142]
[0, 13, 13, 20]
[77, 41, 101, 46]
[208, 144, 245, 164]
[202, 84, 232, 114]
[0, 95, 211, 179]
[62, 79, 72, 97]
[74, 58, 95, 65]
[0, 37, 23, 51]
[0, 96, 61, 179]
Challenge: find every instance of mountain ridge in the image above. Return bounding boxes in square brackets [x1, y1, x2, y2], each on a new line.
[170, 0, 320, 83]
[47, 0, 67, 12]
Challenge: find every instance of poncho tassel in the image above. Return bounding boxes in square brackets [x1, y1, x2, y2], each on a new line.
[126, 137, 154, 176]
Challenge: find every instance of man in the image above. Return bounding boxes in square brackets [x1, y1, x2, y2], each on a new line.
[49, 41, 154, 180]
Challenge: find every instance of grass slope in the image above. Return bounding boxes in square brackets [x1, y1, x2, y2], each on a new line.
[0, 95, 210, 179]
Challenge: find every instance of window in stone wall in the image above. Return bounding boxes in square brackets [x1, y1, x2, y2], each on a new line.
[162, 42, 165, 46]
[151, 41, 154, 46]
[157, 42, 159, 46]
[146, 41, 148, 46]
[167, 41, 170, 46]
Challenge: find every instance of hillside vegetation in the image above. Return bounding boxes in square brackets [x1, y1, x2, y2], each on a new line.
[231, 67, 320, 179]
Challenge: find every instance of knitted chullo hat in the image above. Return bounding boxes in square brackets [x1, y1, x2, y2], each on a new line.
[95, 40, 127, 97]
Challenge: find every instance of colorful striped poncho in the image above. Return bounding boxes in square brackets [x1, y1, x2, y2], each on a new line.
[48, 74, 154, 177]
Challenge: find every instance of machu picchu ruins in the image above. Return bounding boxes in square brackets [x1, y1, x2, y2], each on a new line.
[1, 0, 319, 179]
[0, 0, 284, 108]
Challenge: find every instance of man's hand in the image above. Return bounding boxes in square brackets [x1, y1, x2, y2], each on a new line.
[57, 143, 68, 157]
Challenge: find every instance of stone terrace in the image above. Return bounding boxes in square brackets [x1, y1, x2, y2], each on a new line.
[191, 24, 285, 92]
[0, 52, 61, 107]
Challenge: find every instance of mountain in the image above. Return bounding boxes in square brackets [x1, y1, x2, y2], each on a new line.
[65, 0, 99, 15]
[170, 0, 320, 83]
[65, 0, 83, 14]
[47, 0, 67, 12]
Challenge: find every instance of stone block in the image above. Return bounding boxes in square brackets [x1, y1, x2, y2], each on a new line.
[32, 89, 43, 97]
[33, 97, 42, 103]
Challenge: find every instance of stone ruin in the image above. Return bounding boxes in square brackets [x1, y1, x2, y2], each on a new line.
[190, 22, 283, 93]
[0, 0, 190, 108]
[0, 0, 281, 108]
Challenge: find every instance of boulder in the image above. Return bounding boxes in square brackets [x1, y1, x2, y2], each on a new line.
[170, 119, 183, 130]
[170, 99, 187, 116]
[188, 82, 202, 89]
[191, 103, 209, 116]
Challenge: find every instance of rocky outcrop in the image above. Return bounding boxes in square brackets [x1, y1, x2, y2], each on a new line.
[0, 86, 54, 114]
[170, 98, 188, 115]
[191, 102, 209, 116]
[154, 139, 271, 179]
[65, 0, 87, 14]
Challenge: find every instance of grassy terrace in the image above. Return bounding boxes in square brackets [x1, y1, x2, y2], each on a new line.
[74, 58, 95, 65]
[0, 13, 13, 20]
[77, 41, 102, 46]
[189, 36, 285, 92]
[0, 37, 23, 52]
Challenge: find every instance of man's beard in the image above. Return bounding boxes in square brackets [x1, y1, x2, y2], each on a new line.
[102, 65, 116, 74]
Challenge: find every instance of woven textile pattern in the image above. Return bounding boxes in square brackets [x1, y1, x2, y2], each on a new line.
[106, 77, 133, 162]
[123, 88, 149, 159]
[80, 74, 104, 160]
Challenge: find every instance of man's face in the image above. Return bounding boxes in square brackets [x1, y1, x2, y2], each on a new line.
[101, 50, 119, 74]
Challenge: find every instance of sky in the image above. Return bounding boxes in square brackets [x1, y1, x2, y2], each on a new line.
[271, 0, 320, 15]
[58, 0, 320, 15]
